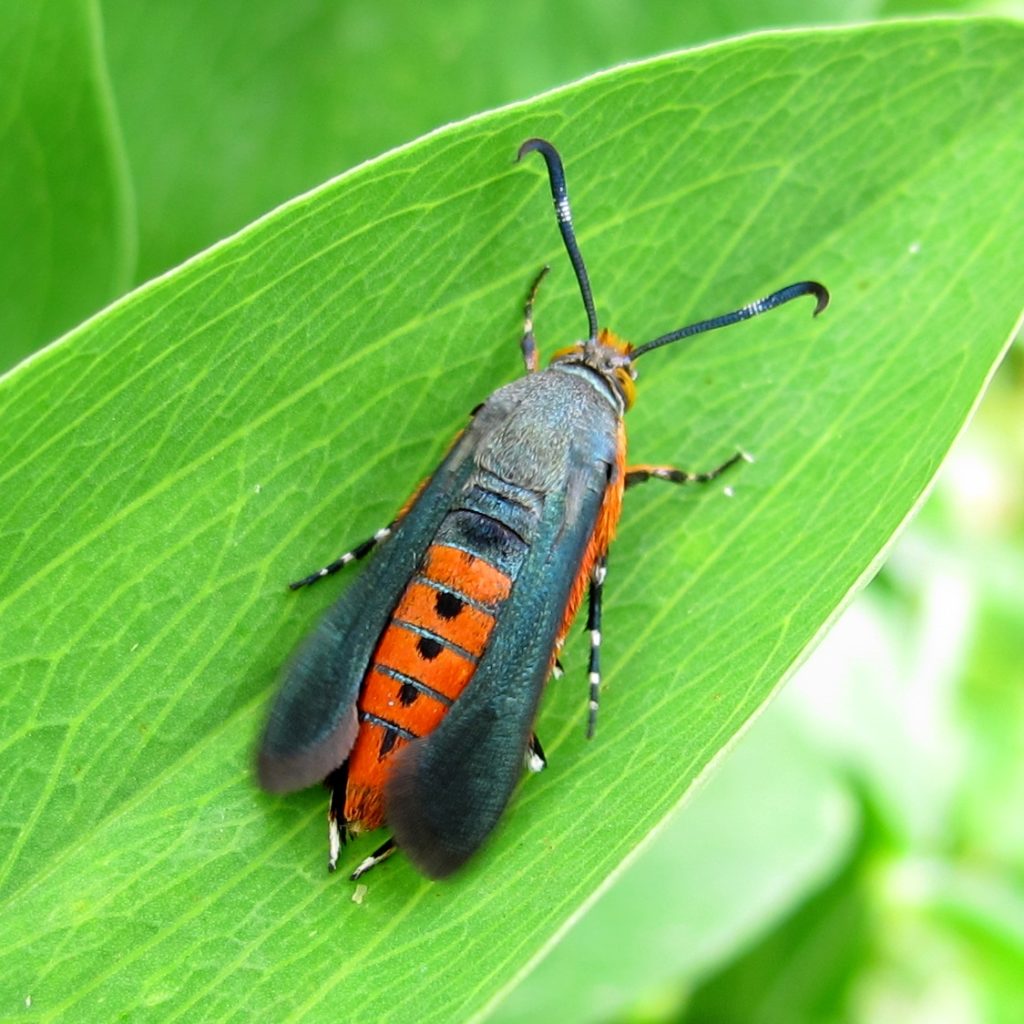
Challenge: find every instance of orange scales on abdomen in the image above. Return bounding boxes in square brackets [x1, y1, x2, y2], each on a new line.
[343, 544, 513, 830]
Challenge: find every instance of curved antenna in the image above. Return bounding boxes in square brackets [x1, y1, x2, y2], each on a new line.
[630, 281, 829, 360]
[517, 138, 599, 344]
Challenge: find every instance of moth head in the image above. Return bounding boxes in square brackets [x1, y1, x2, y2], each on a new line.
[518, 137, 829, 410]
[549, 330, 636, 411]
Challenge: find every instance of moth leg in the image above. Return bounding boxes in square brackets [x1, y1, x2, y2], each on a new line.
[586, 557, 607, 739]
[326, 766, 350, 872]
[624, 451, 750, 490]
[350, 837, 397, 881]
[289, 521, 396, 591]
[326, 758, 397, 880]
[520, 265, 550, 373]
[525, 733, 547, 773]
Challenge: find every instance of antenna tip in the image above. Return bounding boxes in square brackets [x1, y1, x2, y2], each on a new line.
[809, 282, 830, 317]
[516, 137, 556, 164]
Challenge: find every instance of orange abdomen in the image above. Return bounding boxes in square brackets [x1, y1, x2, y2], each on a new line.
[343, 544, 513, 829]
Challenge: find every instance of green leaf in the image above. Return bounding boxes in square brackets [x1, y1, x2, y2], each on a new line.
[101, 0, 879, 284]
[0, 0, 134, 372]
[1, 18, 1022, 1023]
[491, 710, 857, 1024]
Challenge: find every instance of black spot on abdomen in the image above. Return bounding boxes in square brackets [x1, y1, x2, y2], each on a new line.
[434, 590, 464, 620]
[417, 636, 443, 661]
[378, 728, 400, 760]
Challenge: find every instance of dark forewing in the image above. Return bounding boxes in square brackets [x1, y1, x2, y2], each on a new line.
[258, 429, 482, 793]
[384, 460, 609, 877]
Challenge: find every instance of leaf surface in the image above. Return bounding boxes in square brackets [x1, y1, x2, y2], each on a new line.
[1, 19, 1022, 1023]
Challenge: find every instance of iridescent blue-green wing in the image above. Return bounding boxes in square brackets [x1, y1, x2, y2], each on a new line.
[258, 428, 482, 793]
[384, 457, 609, 878]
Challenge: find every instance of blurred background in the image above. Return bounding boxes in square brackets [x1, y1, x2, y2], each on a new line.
[3, 1, 1021, 1020]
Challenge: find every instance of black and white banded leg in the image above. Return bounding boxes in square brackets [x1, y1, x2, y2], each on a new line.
[289, 522, 396, 590]
[624, 451, 751, 491]
[328, 814, 344, 873]
[350, 837, 397, 880]
[520, 265, 550, 374]
[326, 766, 348, 872]
[585, 556, 607, 739]
[325, 768, 398, 879]
[525, 732, 547, 773]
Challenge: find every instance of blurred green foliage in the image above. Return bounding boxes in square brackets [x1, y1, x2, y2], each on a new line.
[100, 0, 875, 287]
[0, 0, 133, 370]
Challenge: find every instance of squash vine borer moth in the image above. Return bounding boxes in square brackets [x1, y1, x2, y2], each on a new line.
[258, 138, 828, 880]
